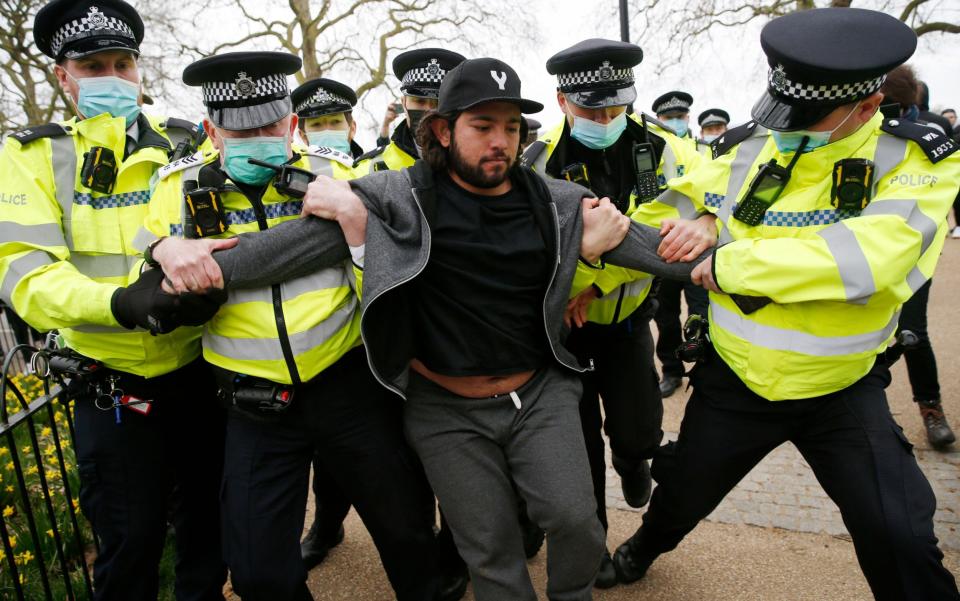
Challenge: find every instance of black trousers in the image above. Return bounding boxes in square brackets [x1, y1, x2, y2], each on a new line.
[74, 359, 227, 601]
[308, 456, 351, 540]
[898, 279, 941, 402]
[637, 348, 959, 601]
[221, 347, 441, 601]
[567, 310, 663, 530]
[653, 279, 709, 378]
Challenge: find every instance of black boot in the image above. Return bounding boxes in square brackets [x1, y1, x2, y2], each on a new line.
[659, 375, 682, 398]
[612, 529, 657, 584]
[300, 521, 345, 571]
[614, 457, 652, 508]
[594, 550, 617, 589]
[918, 399, 957, 449]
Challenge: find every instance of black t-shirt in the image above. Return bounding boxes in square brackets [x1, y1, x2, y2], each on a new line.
[412, 173, 551, 376]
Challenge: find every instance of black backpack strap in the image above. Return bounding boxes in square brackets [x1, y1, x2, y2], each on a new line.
[880, 118, 959, 164]
[9, 123, 69, 145]
[711, 121, 760, 159]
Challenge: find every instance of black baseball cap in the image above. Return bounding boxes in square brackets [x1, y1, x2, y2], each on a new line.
[437, 58, 543, 115]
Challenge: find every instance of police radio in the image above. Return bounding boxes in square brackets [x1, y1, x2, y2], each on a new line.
[560, 163, 590, 189]
[80, 146, 118, 194]
[184, 187, 228, 238]
[632, 142, 660, 202]
[831, 159, 874, 212]
[733, 136, 807, 226]
[246, 158, 316, 199]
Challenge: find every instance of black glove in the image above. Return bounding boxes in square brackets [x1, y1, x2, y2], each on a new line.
[111, 269, 228, 335]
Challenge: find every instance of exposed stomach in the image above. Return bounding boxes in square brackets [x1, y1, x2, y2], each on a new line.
[409, 359, 534, 398]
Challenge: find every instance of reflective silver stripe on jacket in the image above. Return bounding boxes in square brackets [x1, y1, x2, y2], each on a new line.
[715, 127, 769, 244]
[871, 133, 908, 197]
[203, 299, 357, 362]
[0, 222, 66, 248]
[132, 226, 158, 252]
[711, 300, 899, 357]
[226, 269, 349, 306]
[0, 250, 54, 304]
[50, 136, 77, 249]
[305, 155, 335, 177]
[591, 276, 652, 309]
[660, 141, 678, 181]
[655, 188, 699, 220]
[70, 252, 140, 278]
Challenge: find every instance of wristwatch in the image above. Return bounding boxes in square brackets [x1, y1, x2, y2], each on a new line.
[143, 236, 167, 268]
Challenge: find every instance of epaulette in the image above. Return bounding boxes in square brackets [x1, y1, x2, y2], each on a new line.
[157, 149, 215, 180]
[520, 140, 547, 168]
[305, 145, 354, 168]
[711, 121, 761, 159]
[880, 118, 958, 164]
[353, 144, 387, 166]
[8, 123, 71, 145]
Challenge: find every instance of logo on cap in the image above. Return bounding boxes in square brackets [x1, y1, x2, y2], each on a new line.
[87, 6, 107, 27]
[427, 59, 440, 76]
[315, 89, 332, 104]
[235, 72, 255, 97]
[772, 64, 787, 89]
[599, 61, 613, 81]
[490, 70, 507, 91]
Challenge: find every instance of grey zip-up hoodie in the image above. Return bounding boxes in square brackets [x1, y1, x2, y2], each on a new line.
[213, 161, 700, 397]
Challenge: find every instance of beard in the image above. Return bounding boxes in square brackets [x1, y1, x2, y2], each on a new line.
[448, 129, 514, 189]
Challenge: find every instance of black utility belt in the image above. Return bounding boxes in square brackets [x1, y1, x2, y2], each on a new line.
[216, 370, 295, 415]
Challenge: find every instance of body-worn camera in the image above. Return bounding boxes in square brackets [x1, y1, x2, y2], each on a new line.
[230, 375, 294, 414]
[831, 158, 874, 212]
[632, 142, 660, 203]
[184, 187, 228, 238]
[733, 159, 790, 226]
[80, 146, 118, 194]
[246, 158, 316, 198]
[560, 162, 591, 189]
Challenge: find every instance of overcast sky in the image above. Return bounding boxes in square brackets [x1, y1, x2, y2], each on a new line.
[143, 0, 960, 150]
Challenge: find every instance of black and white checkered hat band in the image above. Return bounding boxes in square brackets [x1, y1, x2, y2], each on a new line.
[557, 67, 634, 90]
[296, 91, 351, 114]
[202, 73, 289, 106]
[401, 66, 446, 88]
[769, 68, 886, 103]
[51, 15, 135, 57]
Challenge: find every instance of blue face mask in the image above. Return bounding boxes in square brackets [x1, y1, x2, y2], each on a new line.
[570, 112, 627, 150]
[71, 74, 141, 127]
[307, 130, 351, 155]
[221, 135, 290, 186]
[770, 102, 861, 154]
[663, 118, 689, 138]
[702, 133, 719, 143]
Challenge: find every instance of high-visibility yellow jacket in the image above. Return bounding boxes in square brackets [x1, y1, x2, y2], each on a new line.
[643, 112, 960, 399]
[522, 114, 705, 324]
[351, 122, 418, 177]
[144, 145, 360, 385]
[0, 112, 206, 377]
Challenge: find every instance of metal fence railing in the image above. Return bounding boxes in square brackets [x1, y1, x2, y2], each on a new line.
[0, 308, 94, 600]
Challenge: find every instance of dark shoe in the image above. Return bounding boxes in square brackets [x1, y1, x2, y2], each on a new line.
[918, 400, 957, 449]
[519, 513, 545, 559]
[612, 533, 656, 584]
[438, 564, 469, 601]
[595, 550, 617, 589]
[619, 459, 652, 508]
[300, 522, 345, 571]
[659, 375, 682, 398]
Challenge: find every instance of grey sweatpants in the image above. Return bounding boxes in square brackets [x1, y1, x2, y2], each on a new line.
[403, 365, 605, 601]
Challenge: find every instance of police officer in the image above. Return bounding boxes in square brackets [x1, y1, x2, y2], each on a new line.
[143, 51, 442, 601]
[292, 77, 365, 159]
[521, 38, 711, 588]
[696, 108, 729, 148]
[521, 117, 541, 150]
[288, 76, 362, 568]
[652, 91, 694, 141]
[353, 48, 465, 174]
[0, 1, 225, 599]
[611, 9, 960, 599]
